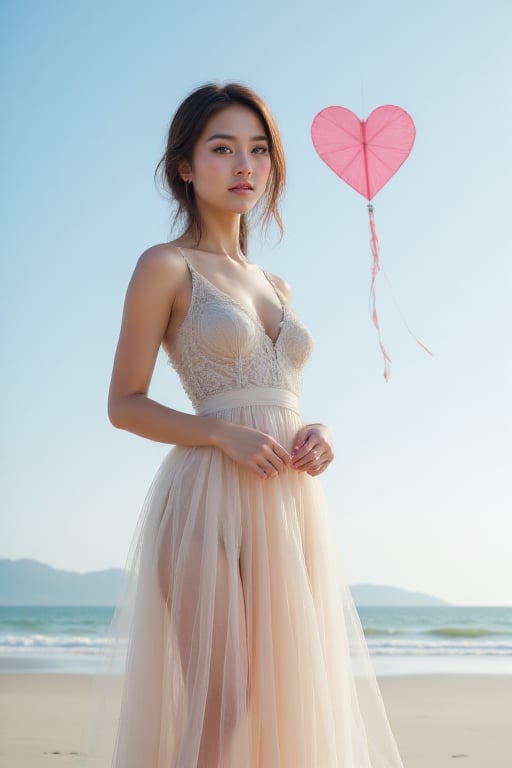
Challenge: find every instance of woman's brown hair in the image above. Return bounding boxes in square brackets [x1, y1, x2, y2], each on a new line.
[154, 83, 286, 254]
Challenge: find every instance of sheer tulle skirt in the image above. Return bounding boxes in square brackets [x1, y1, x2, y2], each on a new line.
[81, 399, 404, 768]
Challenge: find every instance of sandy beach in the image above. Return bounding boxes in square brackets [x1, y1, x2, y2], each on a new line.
[0, 673, 511, 767]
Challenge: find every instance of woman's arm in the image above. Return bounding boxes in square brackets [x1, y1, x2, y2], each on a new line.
[107, 245, 291, 476]
[107, 246, 222, 447]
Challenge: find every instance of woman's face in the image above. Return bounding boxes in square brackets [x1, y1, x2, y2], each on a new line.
[185, 105, 272, 217]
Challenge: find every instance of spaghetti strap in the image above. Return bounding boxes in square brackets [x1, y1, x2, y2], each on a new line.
[261, 268, 286, 309]
[174, 244, 194, 270]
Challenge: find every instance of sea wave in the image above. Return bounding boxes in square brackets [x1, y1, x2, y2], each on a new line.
[425, 627, 497, 638]
[2, 632, 512, 659]
[364, 626, 512, 639]
[363, 627, 402, 636]
[0, 634, 126, 652]
[367, 638, 512, 656]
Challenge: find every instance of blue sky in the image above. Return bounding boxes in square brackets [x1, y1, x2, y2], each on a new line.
[1, 0, 511, 605]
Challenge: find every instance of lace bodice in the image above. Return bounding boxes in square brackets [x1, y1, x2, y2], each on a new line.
[166, 251, 314, 412]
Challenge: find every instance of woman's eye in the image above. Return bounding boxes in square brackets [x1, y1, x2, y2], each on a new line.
[212, 144, 268, 155]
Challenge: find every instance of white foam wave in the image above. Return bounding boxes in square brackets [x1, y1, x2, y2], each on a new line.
[368, 638, 512, 656]
[0, 634, 127, 652]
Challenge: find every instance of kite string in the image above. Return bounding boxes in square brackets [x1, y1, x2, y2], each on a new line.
[367, 203, 433, 381]
[368, 204, 392, 381]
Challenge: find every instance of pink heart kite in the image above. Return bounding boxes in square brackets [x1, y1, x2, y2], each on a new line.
[310, 103, 430, 381]
[311, 105, 416, 201]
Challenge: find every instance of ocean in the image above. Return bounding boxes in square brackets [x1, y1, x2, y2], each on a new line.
[1, 605, 511, 676]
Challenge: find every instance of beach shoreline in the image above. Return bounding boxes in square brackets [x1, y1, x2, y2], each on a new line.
[1, 672, 511, 767]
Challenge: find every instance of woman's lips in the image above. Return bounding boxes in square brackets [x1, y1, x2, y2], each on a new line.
[229, 183, 254, 194]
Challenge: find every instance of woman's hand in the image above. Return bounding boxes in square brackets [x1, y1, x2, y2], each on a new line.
[214, 422, 292, 480]
[290, 423, 334, 476]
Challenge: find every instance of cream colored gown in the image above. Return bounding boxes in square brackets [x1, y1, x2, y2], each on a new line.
[81, 248, 405, 768]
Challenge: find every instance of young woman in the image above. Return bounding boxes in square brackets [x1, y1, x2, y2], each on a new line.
[85, 83, 405, 768]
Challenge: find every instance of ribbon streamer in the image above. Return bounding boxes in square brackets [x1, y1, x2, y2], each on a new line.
[368, 204, 432, 381]
[368, 204, 392, 381]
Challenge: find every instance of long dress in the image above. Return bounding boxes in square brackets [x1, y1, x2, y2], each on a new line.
[81, 248, 405, 768]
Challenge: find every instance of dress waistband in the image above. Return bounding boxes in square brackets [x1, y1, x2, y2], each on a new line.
[197, 387, 301, 416]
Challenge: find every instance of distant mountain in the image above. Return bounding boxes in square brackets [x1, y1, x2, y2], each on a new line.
[0, 559, 450, 607]
[349, 583, 450, 606]
[0, 559, 125, 606]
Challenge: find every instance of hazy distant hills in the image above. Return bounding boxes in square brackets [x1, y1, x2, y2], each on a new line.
[0, 559, 125, 606]
[349, 583, 450, 607]
[0, 559, 450, 606]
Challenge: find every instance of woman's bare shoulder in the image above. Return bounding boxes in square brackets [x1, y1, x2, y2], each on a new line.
[135, 241, 187, 275]
[125, 242, 190, 297]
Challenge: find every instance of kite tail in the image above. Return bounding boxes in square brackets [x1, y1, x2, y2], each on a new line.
[367, 204, 433, 381]
[368, 204, 392, 382]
